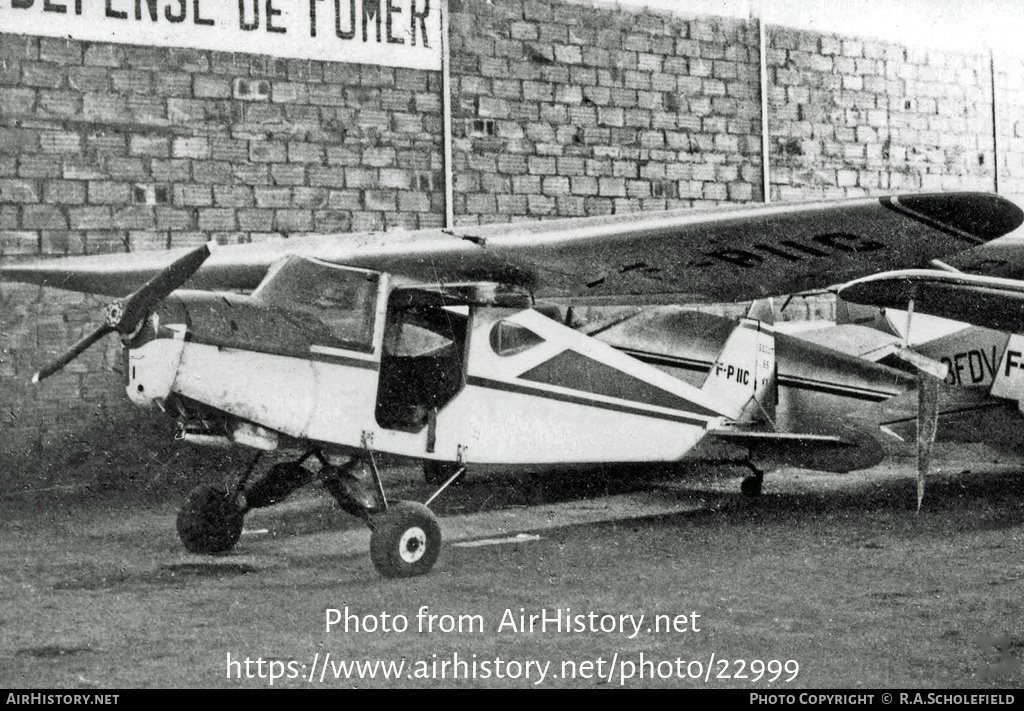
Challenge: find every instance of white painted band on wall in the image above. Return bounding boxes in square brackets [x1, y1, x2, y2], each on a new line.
[0, 0, 442, 70]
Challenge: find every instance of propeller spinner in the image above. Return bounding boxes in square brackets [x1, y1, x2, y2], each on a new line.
[32, 244, 211, 383]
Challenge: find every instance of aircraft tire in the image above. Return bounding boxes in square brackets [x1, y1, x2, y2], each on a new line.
[176, 484, 245, 554]
[369, 501, 441, 578]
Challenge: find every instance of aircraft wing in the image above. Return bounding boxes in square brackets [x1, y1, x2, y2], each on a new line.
[2, 192, 1020, 304]
[945, 236, 1024, 278]
[839, 270, 1024, 333]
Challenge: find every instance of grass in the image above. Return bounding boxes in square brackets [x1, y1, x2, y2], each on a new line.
[0, 454, 1021, 688]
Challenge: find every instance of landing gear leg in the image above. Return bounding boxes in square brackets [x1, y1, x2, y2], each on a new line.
[327, 435, 465, 578]
[320, 455, 379, 520]
[740, 462, 764, 497]
[240, 453, 315, 512]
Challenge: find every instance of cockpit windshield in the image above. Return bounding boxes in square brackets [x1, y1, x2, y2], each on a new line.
[252, 256, 380, 352]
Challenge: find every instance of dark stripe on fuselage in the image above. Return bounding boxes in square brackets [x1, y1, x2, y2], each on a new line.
[779, 375, 893, 402]
[620, 350, 709, 374]
[196, 342, 380, 371]
[619, 348, 895, 403]
[305, 348, 380, 371]
[465, 375, 712, 426]
[517, 349, 719, 417]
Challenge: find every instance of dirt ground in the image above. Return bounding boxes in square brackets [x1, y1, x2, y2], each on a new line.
[0, 449, 1022, 689]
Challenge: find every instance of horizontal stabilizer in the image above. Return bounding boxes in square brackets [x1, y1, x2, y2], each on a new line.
[795, 324, 903, 362]
[858, 384, 1024, 449]
[709, 422, 885, 473]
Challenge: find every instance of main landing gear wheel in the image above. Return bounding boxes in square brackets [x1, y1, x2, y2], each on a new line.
[369, 501, 441, 578]
[176, 484, 245, 554]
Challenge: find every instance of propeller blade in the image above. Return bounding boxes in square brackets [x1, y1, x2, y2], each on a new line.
[897, 296, 947, 511]
[117, 244, 211, 334]
[916, 373, 941, 512]
[897, 347, 949, 380]
[32, 244, 210, 384]
[32, 324, 115, 383]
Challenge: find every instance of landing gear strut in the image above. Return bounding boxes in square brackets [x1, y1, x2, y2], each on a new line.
[358, 435, 465, 578]
[424, 460, 462, 486]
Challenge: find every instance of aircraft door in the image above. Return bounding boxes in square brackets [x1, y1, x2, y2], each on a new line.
[375, 303, 469, 432]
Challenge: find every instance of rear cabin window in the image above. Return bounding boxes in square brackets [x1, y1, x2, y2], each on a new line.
[490, 320, 545, 357]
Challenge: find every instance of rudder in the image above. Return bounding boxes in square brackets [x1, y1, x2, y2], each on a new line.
[700, 300, 777, 424]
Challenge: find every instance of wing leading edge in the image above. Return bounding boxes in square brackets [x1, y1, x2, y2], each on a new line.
[2, 192, 1019, 304]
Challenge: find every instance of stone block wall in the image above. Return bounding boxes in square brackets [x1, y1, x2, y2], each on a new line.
[994, 56, 1024, 200]
[448, 1, 763, 223]
[768, 27, 996, 201]
[0, 34, 445, 257]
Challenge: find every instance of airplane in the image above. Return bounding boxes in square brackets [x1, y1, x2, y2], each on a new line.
[1, 192, 1020, 579]
[756, 288, 1024, 513]
[831, 267, 1024, 451]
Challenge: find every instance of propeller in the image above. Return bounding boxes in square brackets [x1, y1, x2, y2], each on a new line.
[893, 297, 948, 512]
[32, 244, 211, 383]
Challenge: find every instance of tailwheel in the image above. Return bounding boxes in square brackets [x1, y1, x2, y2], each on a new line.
[369, 501, 441, 578]
[740, 470, 764, 497]
[176, 484, 245, 554]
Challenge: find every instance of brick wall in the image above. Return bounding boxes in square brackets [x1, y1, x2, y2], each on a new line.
[768, 28, 996, 201]
[994, 56, 1024, 199]
[1, 0, 1021, 479]
[448, 2, 763, 222]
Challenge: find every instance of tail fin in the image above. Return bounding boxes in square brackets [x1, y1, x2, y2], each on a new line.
[701, 300, 777, 424]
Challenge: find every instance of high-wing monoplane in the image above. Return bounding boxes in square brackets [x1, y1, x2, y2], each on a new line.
[785, 290, 1024, 508]
[2, 193, 1020, 578]
[834, 268, 1024, 451]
